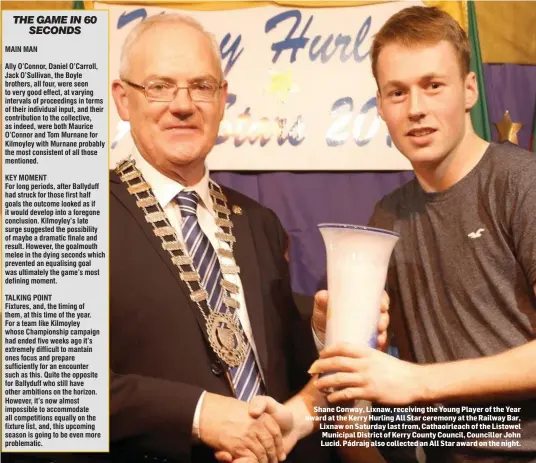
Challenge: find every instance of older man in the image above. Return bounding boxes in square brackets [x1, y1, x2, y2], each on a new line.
[108, 13, 337, 463]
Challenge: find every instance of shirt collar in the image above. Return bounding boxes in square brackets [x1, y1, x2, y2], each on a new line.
[129, 143, 214, 215]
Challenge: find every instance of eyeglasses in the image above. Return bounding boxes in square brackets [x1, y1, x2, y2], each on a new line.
[122, 79, 224, 103]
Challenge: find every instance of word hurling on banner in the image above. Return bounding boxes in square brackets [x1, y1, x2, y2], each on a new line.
[101, 2, 420, 171]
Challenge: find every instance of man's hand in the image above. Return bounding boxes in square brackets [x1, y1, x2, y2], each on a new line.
[312, 290, 390, 350]
[249, 396, 296, 456]
[199, 393, 286, 463]
[214, 396, 293, 463]
[309, 343, 424, 405]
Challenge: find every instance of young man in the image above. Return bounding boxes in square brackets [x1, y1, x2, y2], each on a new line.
[310, 6, 536, 463]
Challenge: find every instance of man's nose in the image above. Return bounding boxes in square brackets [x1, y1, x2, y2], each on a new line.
[408, 89, 426, 122]
[168, 87, 195, 115]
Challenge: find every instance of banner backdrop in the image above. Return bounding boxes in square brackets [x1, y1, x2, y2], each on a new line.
[99, 1, 421, 170]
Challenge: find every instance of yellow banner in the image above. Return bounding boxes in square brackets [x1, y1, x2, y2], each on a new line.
[475, 1, 536, 65]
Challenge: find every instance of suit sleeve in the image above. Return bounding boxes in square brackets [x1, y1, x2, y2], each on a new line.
[110, 370, 204, 458]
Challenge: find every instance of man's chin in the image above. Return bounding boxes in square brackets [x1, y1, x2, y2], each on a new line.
[162, 147, 205, 165]
[402, 145, 443, 165]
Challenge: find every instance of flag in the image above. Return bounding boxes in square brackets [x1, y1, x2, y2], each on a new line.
[468, 0, 491, 141]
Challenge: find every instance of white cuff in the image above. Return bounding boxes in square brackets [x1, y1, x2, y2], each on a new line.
[192, 390, 206, 442]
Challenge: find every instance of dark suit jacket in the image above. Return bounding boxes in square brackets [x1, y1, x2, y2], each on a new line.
[108, 171, 334, 463]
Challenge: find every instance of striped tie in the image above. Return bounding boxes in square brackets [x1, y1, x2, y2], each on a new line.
[176, 190, 265, 402]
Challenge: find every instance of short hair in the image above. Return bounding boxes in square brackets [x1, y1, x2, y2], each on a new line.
[119, 13, 223, 79]
[371, 6, 470, 82]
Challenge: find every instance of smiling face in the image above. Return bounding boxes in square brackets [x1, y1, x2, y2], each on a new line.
[376, 40, 478, 170]
[112, 22, 227, 183]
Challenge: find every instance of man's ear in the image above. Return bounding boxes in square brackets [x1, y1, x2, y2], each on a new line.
[376, 90, 385, 121]
[112, 80, 130, 121]
[464, 71, 478, 111]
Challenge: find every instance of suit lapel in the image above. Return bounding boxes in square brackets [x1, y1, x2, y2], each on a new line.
[228, 200, 270, 382]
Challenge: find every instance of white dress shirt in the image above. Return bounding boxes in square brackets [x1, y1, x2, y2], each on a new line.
[129, 147, 265, 439]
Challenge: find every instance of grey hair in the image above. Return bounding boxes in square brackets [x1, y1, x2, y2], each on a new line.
[118, 13, 223, 79]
